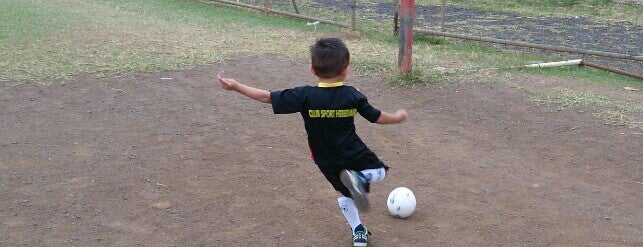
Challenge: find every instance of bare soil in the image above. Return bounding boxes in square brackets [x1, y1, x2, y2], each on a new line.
[1, 55, 641, 246]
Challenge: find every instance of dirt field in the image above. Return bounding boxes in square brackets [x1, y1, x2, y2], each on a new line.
[1, 55, 641, 246]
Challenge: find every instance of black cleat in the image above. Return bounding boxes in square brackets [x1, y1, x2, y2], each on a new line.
[340, 170, 370, 212]
[352, 224, 370, 247]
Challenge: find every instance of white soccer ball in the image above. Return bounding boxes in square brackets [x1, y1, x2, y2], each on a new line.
[387, 187, 416, 218]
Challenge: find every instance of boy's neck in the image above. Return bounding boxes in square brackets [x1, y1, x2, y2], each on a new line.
[318, 75, 346, 83]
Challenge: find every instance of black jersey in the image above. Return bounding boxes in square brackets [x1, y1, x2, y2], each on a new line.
[270, 82, 382, 166]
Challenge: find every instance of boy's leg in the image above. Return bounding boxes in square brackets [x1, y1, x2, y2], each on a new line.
[338, 195, 370, 247]
[319, 166, 371, 245]
[338, 195, 362, 231]
[339, 167, 387, 212]
[340, 170, 369, 212]
[352, 167, 386, 194]
[359, 167, 386, 183]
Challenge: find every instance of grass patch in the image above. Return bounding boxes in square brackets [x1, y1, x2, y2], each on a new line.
[594, 110, 643, 129]
[516, 65, 643, 89]
[388, 66, 459, 86]
[414, 34, 446, 45]
[390, 69, 427, 85]
[0, 0, 336, 83]
[0, 0, 639, 89]
[531, 90, 613, 109]
[530, 89, 643, 129]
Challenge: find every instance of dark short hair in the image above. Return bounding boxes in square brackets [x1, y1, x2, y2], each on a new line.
[310, 38, 350, 79]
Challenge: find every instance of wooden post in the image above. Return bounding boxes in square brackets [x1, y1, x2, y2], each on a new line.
[291, 0, 299, 14]
[393, 0, 399, 35]
[440, 0, 445, 32]
[264, 0, 269, 15]
[351, 0, 357, 31]
[398, 0, 414, 73]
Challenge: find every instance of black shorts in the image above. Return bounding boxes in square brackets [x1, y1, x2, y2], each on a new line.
[318, 150, 389, 198]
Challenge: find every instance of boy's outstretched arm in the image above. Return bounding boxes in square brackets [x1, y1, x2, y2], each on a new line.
[217, 74, 271, 104]
[376, 109, 408, 124]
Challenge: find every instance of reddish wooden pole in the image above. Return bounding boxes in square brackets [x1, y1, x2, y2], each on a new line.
[398, 0, 414, 73]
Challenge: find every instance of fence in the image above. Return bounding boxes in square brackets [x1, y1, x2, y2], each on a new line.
[202, 0, 642, 76]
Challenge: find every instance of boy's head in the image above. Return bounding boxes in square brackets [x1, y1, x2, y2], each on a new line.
[310, 38, 350, 79]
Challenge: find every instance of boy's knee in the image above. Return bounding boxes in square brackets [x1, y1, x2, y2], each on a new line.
[361, 167, 386, 183]
[336, 191, 345, 197]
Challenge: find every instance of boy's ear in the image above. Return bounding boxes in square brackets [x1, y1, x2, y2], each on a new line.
[341, 66, 349, 76]
[310, 65, 318, 76]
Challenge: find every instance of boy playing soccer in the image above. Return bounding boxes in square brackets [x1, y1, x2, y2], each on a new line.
[216, 37, 407, 246]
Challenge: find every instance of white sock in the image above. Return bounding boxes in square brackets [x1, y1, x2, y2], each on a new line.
[338, 196, 361, 232]
[360, 167, 386, 183]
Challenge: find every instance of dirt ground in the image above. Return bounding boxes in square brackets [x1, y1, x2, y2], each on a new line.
[1, 55, 641, 246]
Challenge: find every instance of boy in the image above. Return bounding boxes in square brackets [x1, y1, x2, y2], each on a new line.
[216, 37, 407, 246]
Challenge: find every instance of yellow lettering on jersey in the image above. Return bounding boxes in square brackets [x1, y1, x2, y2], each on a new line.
[321, 110, 335, 118]
[309, 108, 357, 118]
[309, 110, 320, 117]
[336, 109, 357, 117]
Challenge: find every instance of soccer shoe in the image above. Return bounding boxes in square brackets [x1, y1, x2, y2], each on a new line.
[352, 224, 370, 247]
[340, 170, 370, 212]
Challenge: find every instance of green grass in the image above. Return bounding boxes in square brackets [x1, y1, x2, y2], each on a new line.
[516, 65, 643, 88]
[0, 0, 640, 88]
[531, 90, 614, 109]
[530, 89, 643, 129]
[0, 0, 337, 83]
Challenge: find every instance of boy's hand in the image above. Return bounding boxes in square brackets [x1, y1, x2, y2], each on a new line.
[395, 109, 408, 122]
[216, 74, 238, 91]
[376, 109, 408, 124]
[215, 74, 272, 104]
